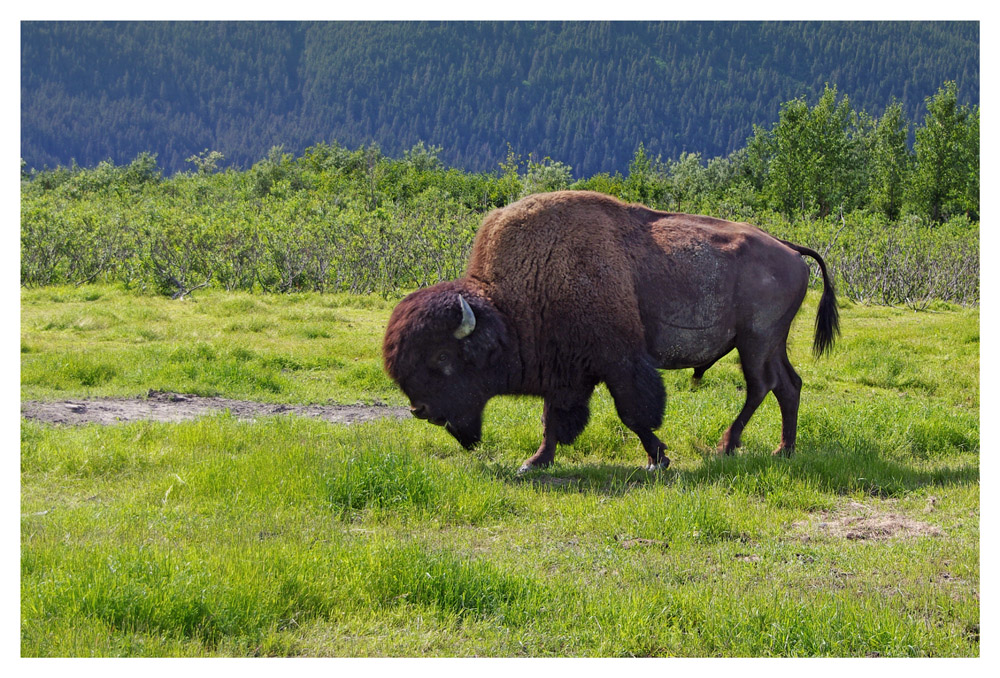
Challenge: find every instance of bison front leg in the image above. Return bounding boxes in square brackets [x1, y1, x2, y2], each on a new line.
[605, 356, 671, 471]
[517, 391, 593, 475]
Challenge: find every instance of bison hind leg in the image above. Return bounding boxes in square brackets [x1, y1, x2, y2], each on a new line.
[717, 349, 771, 455]
[770, 352, 802, 456]
[718, 340, 801, 456]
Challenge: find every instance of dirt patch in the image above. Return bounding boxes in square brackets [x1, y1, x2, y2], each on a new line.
[21, 389, 411, 427]
[617, 537, 669, 550]
[792, 500, 941, 541]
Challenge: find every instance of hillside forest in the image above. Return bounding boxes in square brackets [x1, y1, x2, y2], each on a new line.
[20, 21, 979, 176]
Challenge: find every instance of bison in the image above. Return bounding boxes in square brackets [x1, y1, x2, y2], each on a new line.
[383, 191, 839, 473]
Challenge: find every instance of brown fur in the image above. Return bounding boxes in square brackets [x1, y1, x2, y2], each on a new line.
[383, 191, 839, 472]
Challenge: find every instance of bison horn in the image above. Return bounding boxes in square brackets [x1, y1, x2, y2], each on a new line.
[454, 295, 477, 339]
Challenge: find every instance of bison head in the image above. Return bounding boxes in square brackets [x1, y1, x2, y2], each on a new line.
[382, 282, 513, 449]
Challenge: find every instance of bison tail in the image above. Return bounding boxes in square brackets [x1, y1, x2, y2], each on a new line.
[813, 271, 839, 357]
[781, 240, 840, 357]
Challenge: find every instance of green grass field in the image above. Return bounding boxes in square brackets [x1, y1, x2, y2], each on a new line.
[20, 285, 979, 656]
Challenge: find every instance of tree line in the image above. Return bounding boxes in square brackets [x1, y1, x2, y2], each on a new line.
[21, 83, 979, 307]
[21, 21, 979, 177]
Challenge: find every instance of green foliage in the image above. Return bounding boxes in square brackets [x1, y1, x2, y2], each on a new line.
[20, 21, 979, 177]
[522, 156, 573, 196]
[403, 141, 444, 172]
[909, 81, 980, 222]
[21, 145, 489, 297]
[663, 152, 707, 210]
[496, 144, 524, 205]
[122, 152, 162, 187]
[829, 213, 979, 308]
[186, 149, 225, 174]
[622, 143, 660, 204]
[249, 145, 306, 198]
[571, 171, 626, 197]
[774, 86, 860, 216]
[864, 100, 910, 220]
[20, 80, 979, 305]
[741, 81, 978, 223]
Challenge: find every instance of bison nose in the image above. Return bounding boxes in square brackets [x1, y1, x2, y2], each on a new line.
[410, 403, 447, 427]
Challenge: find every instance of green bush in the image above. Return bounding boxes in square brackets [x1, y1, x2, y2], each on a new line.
[20, 118, 978, 306]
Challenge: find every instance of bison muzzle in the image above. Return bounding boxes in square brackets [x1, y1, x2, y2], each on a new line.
[382, 191, 839, 474]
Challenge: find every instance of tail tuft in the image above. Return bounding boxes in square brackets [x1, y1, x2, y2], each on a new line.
[813, 280, 839, 357]
[779, 239, 840, 357]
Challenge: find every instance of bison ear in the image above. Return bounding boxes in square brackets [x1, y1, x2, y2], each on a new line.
[456, 297, 504, 369]
[460, 324, 501, 369]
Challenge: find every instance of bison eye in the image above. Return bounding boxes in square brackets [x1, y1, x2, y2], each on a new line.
[431, 350, 455, 375]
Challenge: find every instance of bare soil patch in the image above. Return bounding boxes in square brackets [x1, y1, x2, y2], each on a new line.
[792, 500, 942, 541]
[21, 389, 410, 427]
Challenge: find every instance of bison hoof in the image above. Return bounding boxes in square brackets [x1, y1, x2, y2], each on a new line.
[516, 462, 556, 475]
[516, 464, 538, 476]
[516, 456, 554, 475]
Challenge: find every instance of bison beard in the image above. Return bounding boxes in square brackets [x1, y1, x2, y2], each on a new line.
[382, 191, 839, 474]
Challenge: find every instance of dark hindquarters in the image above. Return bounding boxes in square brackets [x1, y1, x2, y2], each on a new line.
[718, 238, 835, 456]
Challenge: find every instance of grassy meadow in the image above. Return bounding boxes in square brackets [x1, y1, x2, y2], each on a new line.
[20, 285, 979, 656]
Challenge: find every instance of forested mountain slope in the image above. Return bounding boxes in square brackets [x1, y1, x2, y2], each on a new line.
[20, 21, 979, 175]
